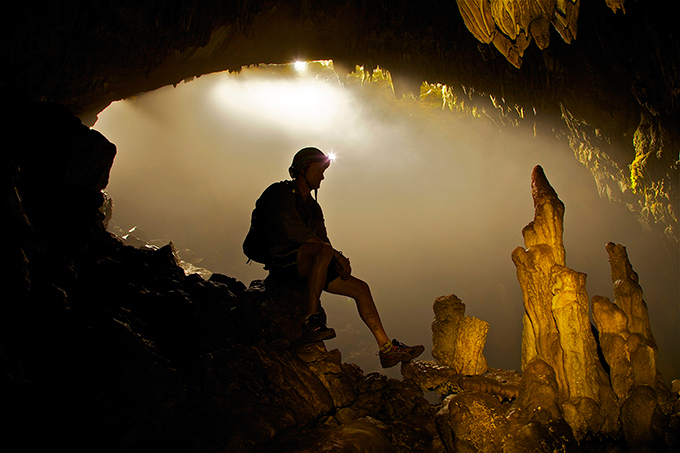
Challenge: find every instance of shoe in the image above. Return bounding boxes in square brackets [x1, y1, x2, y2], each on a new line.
[303, 313, 336, 343]
[379, 339, 425, 368]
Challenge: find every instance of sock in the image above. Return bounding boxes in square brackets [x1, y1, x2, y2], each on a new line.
[380, 341, 393, 353]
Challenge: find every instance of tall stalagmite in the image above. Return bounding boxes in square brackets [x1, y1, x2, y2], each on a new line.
[591, 242, 672, 449]
[511, 165, 619, 439]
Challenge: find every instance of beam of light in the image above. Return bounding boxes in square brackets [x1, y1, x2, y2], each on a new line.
[209, 76, 352, 134]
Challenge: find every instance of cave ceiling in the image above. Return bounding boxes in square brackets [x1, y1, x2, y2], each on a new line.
[2, 0, 678, 241]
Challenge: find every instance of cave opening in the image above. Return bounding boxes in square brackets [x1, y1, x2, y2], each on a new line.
[93, 60, 678, 381]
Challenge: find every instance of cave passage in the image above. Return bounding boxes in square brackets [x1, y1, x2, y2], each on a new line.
[94, 61, 679, 380]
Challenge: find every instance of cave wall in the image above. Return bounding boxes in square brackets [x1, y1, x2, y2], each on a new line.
[3, 0, 677, 241]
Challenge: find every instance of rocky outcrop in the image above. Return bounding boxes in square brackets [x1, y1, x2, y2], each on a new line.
[435, 362, 576, 453]
[431, 294, 488, 375]
[511, 165, 619, 440]
[1, 101, 443, 453]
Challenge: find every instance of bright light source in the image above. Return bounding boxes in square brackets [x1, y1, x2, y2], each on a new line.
[294, 61, 307, 71]
[328, 152, 337, 161]
[211, 77, 351, 134]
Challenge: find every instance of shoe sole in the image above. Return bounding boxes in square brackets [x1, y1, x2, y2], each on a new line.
[380, 345, 425, 368]
[303, 328, 336, 343]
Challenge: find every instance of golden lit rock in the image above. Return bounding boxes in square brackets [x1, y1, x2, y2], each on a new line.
[552, 0, 579, 43]
[456, 0, 581, 66]
[620, 385, 666, 450]
[518, 0, 555, 50]
[591, 242, 668, 404]
[592, 295, 635, 401]
[431, 294, 488, 375]
[514, 358, 562, 424]
[605, 0, 626, 13]
[512, 165, 618, 440]
[436, 391, 508, 452]
[491, 0, 521, 40]
[455, 0, 497, 44]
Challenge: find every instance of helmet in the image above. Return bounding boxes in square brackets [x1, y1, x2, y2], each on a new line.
[289, 147, 331, 178]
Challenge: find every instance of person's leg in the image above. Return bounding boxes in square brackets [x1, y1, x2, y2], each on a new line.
[296, 241, 333, 316]
[325, 276, 390, 347]
[326, 275, 425, 368]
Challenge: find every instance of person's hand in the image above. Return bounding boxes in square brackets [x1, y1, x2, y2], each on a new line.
[335, 254, 351, 280]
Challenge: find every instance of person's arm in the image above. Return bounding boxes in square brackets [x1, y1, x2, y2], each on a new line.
[333, 249, 352, 280]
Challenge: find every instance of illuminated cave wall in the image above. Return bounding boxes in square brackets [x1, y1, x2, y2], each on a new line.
[3, 0, 677, 243]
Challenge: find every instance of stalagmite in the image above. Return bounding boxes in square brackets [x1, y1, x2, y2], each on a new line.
[511, 165, 618, 440]
[591, 242, 668, 404]
[431, 294, 488, 375]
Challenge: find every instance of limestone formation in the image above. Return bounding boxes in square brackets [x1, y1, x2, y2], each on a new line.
[431, 294, 489, 375]
[511, 165, 618, 439]
[620, 385, 668, 452]
[435, 379, 576, 453]
[456, 0, 579, 66]
[455, 0, 497, 44]
[592, 242, 668, 400]
[403, 360, 521, 399]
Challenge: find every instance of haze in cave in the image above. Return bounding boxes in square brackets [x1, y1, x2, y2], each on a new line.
[94, 61, 678, 381]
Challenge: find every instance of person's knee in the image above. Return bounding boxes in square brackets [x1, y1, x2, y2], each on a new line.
[352, 278, 371, 297]
[301, 241, 333, 264]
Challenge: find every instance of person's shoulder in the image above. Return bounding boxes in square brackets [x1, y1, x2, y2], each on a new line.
[265, 180, 293, 193]
[260, 180, 294, 200]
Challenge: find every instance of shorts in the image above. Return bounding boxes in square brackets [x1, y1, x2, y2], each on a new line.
[269, 246, 341, 290]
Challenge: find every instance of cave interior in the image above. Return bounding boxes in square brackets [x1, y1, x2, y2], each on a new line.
[2, 1, 679, 452]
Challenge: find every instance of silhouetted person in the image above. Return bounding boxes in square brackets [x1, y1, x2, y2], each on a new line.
[244, 147, 424, 368]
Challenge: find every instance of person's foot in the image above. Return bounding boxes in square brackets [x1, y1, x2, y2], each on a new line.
[379, 339, 424, 368]
[303, 313, 336, 343]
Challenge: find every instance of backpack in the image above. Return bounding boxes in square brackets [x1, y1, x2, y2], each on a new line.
[243, 198, 270, 264]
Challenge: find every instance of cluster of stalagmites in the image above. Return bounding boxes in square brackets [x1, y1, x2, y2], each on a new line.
[455, 0, 627, 68]
[405, 165, 678, 452]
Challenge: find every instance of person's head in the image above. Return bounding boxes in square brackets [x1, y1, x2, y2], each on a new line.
[288, 147, 331, 180]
